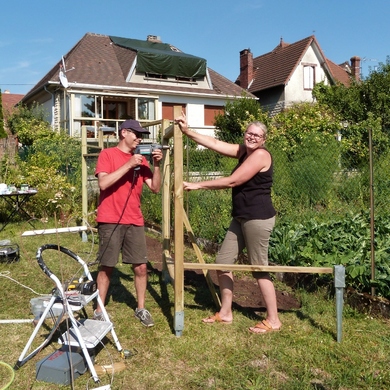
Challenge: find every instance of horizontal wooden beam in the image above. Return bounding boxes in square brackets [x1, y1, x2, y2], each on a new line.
[183, 263, 333, 274]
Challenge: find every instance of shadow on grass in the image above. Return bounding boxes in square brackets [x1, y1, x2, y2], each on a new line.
[91, 263, 318, 337]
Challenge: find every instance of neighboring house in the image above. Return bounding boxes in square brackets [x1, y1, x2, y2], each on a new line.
[21, 33, 252, 142]
[2, 90, 24, 121]
[0, 91, 23, 159]
[236, 35, 360, 114]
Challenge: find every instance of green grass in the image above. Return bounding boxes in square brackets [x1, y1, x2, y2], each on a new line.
[1, 220, 390, 389]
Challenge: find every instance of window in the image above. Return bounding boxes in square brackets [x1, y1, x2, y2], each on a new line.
[303, 65, 315, 90]
[204, 105, 224, 126]
[138, 98, 156, 120]
[74, 94, 96, 118]
[162, 103, 186, 120]
[101, 101, 126, 120]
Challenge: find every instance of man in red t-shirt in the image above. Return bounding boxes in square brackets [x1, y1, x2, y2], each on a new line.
[94, 119, 162, 327]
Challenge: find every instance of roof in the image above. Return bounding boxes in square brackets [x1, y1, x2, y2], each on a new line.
[23, 33, 249, 101]
[2, 92, 24, 112]
[245, 35, 351, 93]
[325, 58, 351, 86]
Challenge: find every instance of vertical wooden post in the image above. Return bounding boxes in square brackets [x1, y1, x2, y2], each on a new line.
[81, 126, 88, 242]
[173, 106, 184, 336]
[161, 119, 174, 283]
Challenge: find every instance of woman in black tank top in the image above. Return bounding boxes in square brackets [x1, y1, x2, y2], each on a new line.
[175, 113, 281, 334]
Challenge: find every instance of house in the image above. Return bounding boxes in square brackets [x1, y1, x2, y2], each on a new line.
[21, 33, 252, 141]
[2, 90, 24, 117]
[0, 91, 23, 158]
[237, 35, 360, 114]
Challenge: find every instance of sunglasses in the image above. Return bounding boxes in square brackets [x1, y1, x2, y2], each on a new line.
[125, 129, 143, 139]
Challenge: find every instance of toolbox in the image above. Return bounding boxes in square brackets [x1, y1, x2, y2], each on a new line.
[36, 347, 88, 385]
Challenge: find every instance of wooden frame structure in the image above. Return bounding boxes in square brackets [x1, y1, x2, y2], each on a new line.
[80, 106, 346, 342]
[162, 106, 345, 341]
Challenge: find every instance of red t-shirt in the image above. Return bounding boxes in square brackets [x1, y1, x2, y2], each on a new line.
[95, 147, 153, 225]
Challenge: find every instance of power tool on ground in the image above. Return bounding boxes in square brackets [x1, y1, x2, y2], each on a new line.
[66, 278, 97, 295]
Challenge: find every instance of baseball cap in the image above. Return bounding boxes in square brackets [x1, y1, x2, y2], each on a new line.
[119, 119, 150, 133]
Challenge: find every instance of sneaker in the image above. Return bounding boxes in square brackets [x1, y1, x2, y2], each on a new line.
[93, 310, 105, 321]
[134, 308, 154, 327]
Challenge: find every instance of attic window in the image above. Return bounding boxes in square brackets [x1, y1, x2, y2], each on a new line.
[145, 72, 168, 79]
[303, 65, 315, 90]
[176, 76, 196, 82]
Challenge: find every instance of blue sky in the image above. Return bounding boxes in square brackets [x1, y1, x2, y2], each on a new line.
[1, 0, 388, 95]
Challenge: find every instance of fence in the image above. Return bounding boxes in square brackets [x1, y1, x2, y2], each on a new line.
[141, 123, 390, 300]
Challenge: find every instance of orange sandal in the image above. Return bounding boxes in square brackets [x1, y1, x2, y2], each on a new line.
[202, 312, 232, 324]
[248, 319, 281, 334]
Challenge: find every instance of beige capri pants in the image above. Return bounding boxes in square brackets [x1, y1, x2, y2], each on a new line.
[216, 216, 276, 278]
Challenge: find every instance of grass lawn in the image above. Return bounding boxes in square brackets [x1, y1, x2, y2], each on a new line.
[0, 220, 390, 389]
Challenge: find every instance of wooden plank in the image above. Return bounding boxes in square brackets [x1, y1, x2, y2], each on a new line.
[161, 119, 174, 282]
[163, 124, 174, 140]
[183, 263, 333, 274]
[173, 106, 185, 327]
[22, 226, 88, 236]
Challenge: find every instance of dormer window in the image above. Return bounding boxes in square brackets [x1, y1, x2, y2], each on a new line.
[145, 73, 168, 80]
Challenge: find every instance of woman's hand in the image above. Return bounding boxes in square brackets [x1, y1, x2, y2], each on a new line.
[174, 111, 190, 134]
[183, 181, 201, 191]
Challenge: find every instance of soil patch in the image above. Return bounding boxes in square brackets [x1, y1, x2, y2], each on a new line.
[145, 234, 301, 313]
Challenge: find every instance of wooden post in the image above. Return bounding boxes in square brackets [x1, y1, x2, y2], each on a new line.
[161, 120, 174, 283]
[81, 126, 88, 242]
[173, 106, 185, 336]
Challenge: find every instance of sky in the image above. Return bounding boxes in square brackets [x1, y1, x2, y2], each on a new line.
[0, 0, 388, 95]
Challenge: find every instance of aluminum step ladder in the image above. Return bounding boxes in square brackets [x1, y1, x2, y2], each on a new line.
[14, 244, 122, 384]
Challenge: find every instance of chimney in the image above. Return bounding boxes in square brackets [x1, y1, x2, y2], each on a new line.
[147, 35, 162, 43]
[239, 49, 253, 89]
[350, 56, 361, 81]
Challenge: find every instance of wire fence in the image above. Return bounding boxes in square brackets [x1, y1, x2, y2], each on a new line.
[141, 135, 390, 247]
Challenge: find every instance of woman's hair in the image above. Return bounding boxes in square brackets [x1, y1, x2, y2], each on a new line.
[246, 121, 268, 139]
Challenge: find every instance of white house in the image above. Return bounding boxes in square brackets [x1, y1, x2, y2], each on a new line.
[237, 35, 360, 114]
[21, 33, 253, 142]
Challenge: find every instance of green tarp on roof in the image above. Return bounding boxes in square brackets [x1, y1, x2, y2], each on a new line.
[110, 36, 207, 78]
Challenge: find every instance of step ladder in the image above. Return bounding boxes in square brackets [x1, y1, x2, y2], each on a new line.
[14, 244, 122, 384]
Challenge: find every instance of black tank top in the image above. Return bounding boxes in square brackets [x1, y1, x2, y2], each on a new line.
[231, 148, 276, 220]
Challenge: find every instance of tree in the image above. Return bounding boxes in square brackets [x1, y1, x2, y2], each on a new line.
[313, 57, 390, 168]
[1, 102, 82, 219]
[268, 101, 341, 159]
[213, 92, 270, 143]
[6, 102, 49, 145]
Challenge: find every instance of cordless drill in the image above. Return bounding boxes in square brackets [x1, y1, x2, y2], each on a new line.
[134, 143, 170, 166]
[66, 278, 97, 295]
